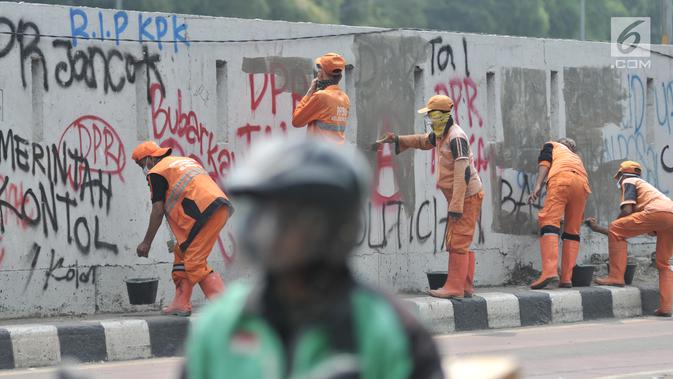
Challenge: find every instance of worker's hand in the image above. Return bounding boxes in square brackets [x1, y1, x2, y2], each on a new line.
[371, 132, 396, 150]
[527, 186, 542, 204]
[584, 217, 598, 231]
[306, 78, 318, 96]
[136, 241, 151, 258]
[448, 212, 462, 221]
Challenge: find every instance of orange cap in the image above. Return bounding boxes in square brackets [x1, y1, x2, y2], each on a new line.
[417, 95, 454, 114]
[614, 160, 642, 178]
[131, 141, 171, 162]
[315, 53, 345, 74]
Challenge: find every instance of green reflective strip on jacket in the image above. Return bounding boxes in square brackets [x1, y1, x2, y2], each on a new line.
[186, 281, 414, 379]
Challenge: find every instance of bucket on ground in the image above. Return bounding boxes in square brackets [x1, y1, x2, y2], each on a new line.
[571, 265, 595, 287]
[125, 278, 159, 305]
[427, 271, 448, 290]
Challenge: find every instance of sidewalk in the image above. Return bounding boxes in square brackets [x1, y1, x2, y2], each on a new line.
[0, 285, 661, 370]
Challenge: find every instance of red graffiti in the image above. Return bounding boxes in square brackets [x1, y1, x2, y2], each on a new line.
[0, 236, 4, 267]
[0, 175, 34, 229]
[151, 83, 235, 186]
[469, 135, 489, 172]
[435, 77, 483, 129]
[248, 65, 307, 116]
[58, 115, 126, 188]
[372, 141, 401, 205]
[217, 232, 236, 264]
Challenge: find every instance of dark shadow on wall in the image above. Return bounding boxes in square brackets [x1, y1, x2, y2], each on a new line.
[564, 67, 626, 222]
[491, 68, 549, 235]
[353, 33, 428, 216]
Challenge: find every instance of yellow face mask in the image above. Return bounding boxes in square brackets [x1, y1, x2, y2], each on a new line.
[424, 110, 452, 138]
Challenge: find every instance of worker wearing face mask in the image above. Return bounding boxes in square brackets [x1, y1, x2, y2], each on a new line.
[527, 138, 591, 289]
[292, 53, 350, 144]
[131, 141, 232, 316]
[373, 95, 483, 299]
[588, 161, 673, 317]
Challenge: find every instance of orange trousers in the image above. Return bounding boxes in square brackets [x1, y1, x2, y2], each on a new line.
[609, 211, 673, 312]
[172, 206, 229, 284]
[445, 191, 484, 255]
[538, 172, 589, 238]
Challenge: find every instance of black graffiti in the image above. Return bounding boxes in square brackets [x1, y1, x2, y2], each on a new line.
[357, 196, 456, 253]
[429, 36, 455, 75]
[0, 17, 49, 90]
[500, 176, 543, 215]
[661, 145, 673, 173]
[0, 129, 113, 209]
[429, 36, 470, 76]
[462, 37, 470, 77]
[26, 243, 96, 290]
[0, 129, 118, 255]
[52, 40, 165, 102]
[23, 242, 41, 292]
[0, 16, 165, 102]
[0, 177, 117, 255]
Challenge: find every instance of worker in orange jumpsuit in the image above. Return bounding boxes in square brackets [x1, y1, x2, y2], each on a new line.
[292, 52, 349, 144]
[527, 138, 591, 289]
[373, 95, 483, 299]
[588, 161, 673, 317]
[132, 141, 232, 316]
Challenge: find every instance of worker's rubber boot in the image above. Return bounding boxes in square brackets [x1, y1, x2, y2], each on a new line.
[429, 252, 468, 299]
[162, 278, 193, 317]
[595, 238, 627, 287]
[559, 240, 579, 288]
[655, 269, 673, 317]
[199, 271, 225, 300]
[464, 251, 476, 298]
[530, 234, 560, 289]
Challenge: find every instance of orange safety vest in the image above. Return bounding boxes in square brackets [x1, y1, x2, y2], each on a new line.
[546, 141, 589, 184]
[292, 85, 349, 143]
[149, 156, 231, 252]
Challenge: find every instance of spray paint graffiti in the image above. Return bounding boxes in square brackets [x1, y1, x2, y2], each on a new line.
[0, 128, 118, 257]
[0, 15, 166, 101]
[69, 8, 190, 52]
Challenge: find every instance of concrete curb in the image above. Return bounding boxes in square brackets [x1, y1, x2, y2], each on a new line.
[403, 285, 660, 334]
[0, 316, 191, 369]
[0, 286, 661, 369]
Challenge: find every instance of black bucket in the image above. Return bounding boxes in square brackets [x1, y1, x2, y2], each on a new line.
[606, 263, 637, 285]
[125, 278, 159, 305]
[426, 271, 447, 290]
[571, 265, 595, 287]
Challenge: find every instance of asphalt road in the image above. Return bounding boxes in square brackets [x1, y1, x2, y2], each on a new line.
[2, 317, 672, 379]
[436, 316, 673, 378]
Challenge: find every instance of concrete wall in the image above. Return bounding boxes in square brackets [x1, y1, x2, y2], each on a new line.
[0, 2, 671, 318]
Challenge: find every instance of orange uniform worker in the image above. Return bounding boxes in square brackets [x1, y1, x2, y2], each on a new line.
[591, 161, 673, 317]
[292, 53, 349, 144]
[527, 138, 591, 289]
[132, 141, 232, 316]
[374, 95, 484, 299]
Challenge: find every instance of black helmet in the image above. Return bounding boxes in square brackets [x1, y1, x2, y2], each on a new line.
[228, 138, 370, 212]
[228, 138, 371, 270]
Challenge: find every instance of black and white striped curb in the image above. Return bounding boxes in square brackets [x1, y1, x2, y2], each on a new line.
[403, 286, 661, 334]
[0, 286, 660, 369]
[0, 316, 190, 370]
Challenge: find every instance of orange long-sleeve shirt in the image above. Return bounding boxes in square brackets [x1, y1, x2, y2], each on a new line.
[292, 85, 349, 144]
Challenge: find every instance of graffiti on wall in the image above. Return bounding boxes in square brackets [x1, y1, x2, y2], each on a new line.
[0, 125, 119, 259]
[0, 15, 166, 101]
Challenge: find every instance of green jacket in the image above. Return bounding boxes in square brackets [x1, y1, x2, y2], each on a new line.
[186, 281, 442, 379]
